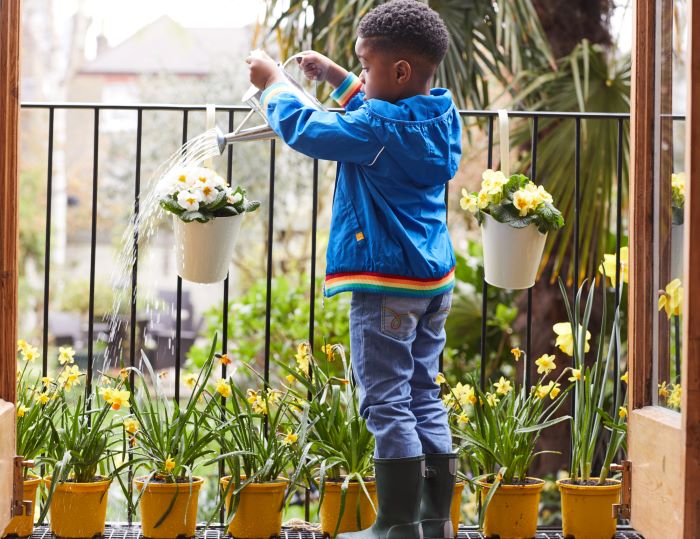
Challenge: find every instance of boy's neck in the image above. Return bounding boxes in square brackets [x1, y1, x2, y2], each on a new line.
[392, 81, 432, 102]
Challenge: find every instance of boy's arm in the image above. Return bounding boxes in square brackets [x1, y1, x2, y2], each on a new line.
[261, 83, 380, 165]
[296, 52, 364, 110]
[329, 73, 364, 111]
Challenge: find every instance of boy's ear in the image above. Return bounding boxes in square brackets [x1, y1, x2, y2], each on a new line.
[394, 60, 412, 85]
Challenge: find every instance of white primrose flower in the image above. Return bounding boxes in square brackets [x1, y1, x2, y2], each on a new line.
[177, 189, 203, 212]
[190, 167, 216, 188]
[227, 192, 243, 205]
[197, 182, 221, 204]
[212, 174, 227, 188]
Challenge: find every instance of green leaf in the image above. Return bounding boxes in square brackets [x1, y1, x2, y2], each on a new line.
[180, 211, 208, 223]
[160, 198, 185, 215]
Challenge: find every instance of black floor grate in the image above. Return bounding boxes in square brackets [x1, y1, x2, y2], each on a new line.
[27, 524, 645, 539]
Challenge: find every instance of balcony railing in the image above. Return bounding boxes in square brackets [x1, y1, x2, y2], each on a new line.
[18, 101, 643, 536]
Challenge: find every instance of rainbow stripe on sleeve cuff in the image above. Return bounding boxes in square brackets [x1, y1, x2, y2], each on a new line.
[330, 73, 363, 108]
[260, 82, 292, 110]
[324, 267, 455, 297]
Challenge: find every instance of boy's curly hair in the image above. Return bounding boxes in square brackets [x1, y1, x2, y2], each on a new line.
[358, 0, 449, 65]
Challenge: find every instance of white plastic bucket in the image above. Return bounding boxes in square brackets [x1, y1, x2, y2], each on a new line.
[671, 223, 684, 280]
[173, 215, 242, 284]
[481, 213, 547, 289]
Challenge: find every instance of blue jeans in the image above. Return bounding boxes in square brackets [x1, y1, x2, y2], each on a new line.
[349, 291, 453, 459]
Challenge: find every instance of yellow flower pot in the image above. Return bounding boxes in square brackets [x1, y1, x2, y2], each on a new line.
[477, 478, 544, 539]
[135, 476, 203, 539]
[220, 476, 288, 539]
[319, 479, 378, 536]
[45, 476, 111, 539]
[3, 476, 41, 538]
[557, 479, 621, 539]
[450, 480, 466, 537]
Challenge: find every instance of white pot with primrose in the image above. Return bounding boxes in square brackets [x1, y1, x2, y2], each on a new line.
[160, 165, 260, 284]
[461, 111, 564, 290]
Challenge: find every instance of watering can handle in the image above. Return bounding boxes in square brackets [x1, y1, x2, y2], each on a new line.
[498, 109, 510, 177]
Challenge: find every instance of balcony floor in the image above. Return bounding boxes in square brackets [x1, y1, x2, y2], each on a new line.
[27, 524, 645, 539]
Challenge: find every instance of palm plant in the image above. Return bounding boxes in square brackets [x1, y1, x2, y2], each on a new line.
[258, 0, 554, 109]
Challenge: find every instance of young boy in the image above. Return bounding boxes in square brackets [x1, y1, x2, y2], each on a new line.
[248, 1, 461, 537]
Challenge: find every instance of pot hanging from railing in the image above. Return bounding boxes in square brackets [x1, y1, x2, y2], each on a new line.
[480, 110, 548, 290]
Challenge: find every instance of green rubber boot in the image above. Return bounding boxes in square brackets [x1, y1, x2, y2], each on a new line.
[420, 453, 458, 539]
[336, 455, 425, 539]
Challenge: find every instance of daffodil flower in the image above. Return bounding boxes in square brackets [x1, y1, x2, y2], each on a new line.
[321, 343, 335, 362]
[658, 279, 683, 319]
[659, 381, 670, 398]
[668, 384, 682, 409]
[164, 456, 176, 473]
[283, 432, 298, 445]
[621, 371, 628, 384]
[17, 405, 29, 417]
[123, 418, 139, 434]
[599, 247, 629, 286]
[553, 322, 591, 356]
[285, 374, 296, 384]
[183, 373, 197, 388]
[485, 393, 500, 407]
[493, 376, 513, 396]
[435, 373, 446, 385]
[535, 354, 556, 375]
[215, 379, 232, 399]
[568, 368, 582, 382]
[618, 406, 628, 419]
[511, 347, 523, 361]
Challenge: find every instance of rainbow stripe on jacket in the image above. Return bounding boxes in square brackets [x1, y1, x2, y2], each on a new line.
[325, 268, 455, 298]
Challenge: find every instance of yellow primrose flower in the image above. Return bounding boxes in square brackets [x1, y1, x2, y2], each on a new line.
[599, 247, 629, 286]
[321, 344, 335, 362]
[493, 377, 512, 396]
[535, 185, 553, 204]
[460, 189, 479, 214]
[477, 190, 490, 209]
[618, 406, 628, 419]
[283, 432, 298, 445]
[621, 371, 628, 384]
[668, 384, 682, 409]
[164, 457, 176, 473]
[568, 368, 582, 382]
[535, 354, 557, 375]
[435, 373, 446, 385]
[184, 373, 197, 389]
[36, 392, 50, 405]
[553, 322, 591, 357]
[17, 405, 29, 417]
[658, 279, 683, 319]
[659, 381, 670, 398]
[511, 347, 523, 361]
[482, 169, 507, 186]
[513, 190, 535, 216]
[123, 418, 139, 434]
[215, 379, 232, 398]
[485, 393, 500, 407]
[58, 346, 75, 365]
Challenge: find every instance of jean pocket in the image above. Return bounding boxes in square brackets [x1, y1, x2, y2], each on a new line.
[426, 292, 452, 337]
[381, 295, 425, 341]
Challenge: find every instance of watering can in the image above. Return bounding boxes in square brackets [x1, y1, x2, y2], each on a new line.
[215, 51, 326, 153]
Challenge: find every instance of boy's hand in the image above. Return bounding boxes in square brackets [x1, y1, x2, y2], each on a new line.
[296, 51, 349, 88]
[246, 49, 285, 90]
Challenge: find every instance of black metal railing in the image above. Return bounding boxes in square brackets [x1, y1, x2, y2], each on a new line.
[20, 101, 642, 527]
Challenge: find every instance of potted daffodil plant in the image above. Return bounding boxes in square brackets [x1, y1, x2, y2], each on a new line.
[279, 342, 377, 538]
[443, 359, 571, 539]
[555, 277, 628, 539]
[158, 165, 259, 284]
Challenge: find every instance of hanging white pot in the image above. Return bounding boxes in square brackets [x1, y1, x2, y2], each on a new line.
[174, 215, 242, 284]
[671, 223, 684, 280]
[481, 213, 547, 290]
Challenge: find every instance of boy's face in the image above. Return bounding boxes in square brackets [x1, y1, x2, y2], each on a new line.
[355, 37, 411, 102]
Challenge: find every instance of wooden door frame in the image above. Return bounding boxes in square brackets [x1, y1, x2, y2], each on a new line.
[0, 0, 21, 404]
[629, 0, 700, 536]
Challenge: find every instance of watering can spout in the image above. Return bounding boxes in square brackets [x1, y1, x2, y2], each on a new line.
[215, 125, 276, 153]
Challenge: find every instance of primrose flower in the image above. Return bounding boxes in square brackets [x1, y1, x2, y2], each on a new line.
[513, 189, 536, 216]
[599, 247, 629, 286]
[198, 183, 219, 204]
[553, 322, 591, 357]
[535, 354, 556, 375]
[177, 189, 202, 212]
[477, 190, 490, 209]
[493, 377, 513, 396]
[658, 279, 683, 319]
[460, 189, 479, 213]
[215, 379, 232, 398]
[227, 191, 243, 205]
